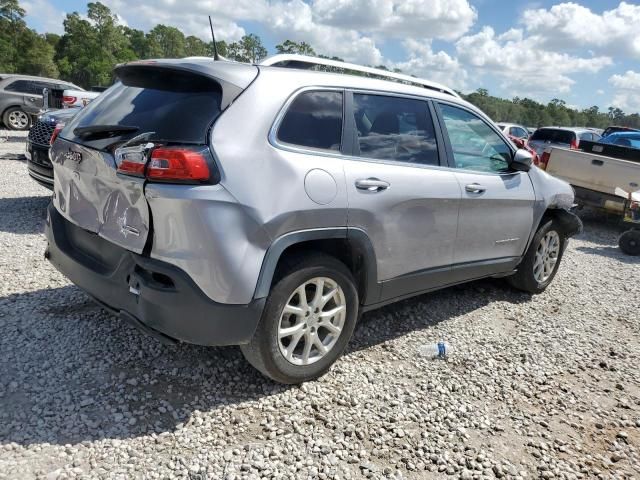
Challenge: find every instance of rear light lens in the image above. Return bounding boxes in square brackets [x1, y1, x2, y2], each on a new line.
[62, 96, 77, 106]
[148, 147, 210, 181]
[50, 122, 65, 145]
[539, 151, 551, 170]
[570, 138, 579, 149]
[116, 143, 151, 177]
[116, 144, 214, 183]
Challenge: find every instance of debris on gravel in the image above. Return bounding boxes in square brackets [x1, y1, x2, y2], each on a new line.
[0, 131, 638, 479]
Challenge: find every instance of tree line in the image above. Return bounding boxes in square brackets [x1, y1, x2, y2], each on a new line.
[1, 0, 638, 129]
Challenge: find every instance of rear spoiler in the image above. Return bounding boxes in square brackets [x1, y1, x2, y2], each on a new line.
[113, 60, 259, 111]
[580, 140, 640, 164]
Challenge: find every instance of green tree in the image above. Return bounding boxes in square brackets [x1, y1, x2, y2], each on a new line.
[228, 34, 267, 63]
[275, 39, 315, 56]
[146, 24, 186, 58]
[0, 0, 26, 72]
[56, 2, 135, 87]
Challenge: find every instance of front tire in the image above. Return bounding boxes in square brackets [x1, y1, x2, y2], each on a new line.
[618, 229, 640, 256]
[508, 219, 566, 294]
[241, 254, 358, 384]
[3, 107, 31, 130]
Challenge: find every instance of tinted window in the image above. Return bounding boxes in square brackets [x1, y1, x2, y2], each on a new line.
[4, 80, 36, 94]
[277, 91, 343, 151]
[439, 103, 511, 173]
[513, 127, 529, 139]
[352, 93, 438, 165]
[64, 75, 222, 149]
[579, 132, 593, 141]
[530, 128, 575, 144]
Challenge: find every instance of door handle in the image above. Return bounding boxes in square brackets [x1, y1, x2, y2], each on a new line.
[465, 183, 486, 194]
[355, 178, 390, 192]
[591, 159, 604, 166]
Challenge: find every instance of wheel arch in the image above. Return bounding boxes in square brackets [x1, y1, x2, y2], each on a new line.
[524, 207, 583, 254]
[253, 228, 380, 305]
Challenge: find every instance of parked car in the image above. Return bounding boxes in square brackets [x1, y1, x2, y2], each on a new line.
[528, 127, 601, 157]
[497, 123, 530, 142]
[599, 131, 640, 149]
[45, 54, 581, 384]
[59, 88, 102, 109]
[601, 125, 640, 137]
[0, 74, 81, 130]
[25, 108, 78, 189]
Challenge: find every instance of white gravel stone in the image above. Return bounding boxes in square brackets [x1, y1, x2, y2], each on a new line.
[0, 131, 639, 479]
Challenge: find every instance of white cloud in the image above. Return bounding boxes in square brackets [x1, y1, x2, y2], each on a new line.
[268, 0, 383, 65]
[313, 0, 477, 41]
[455, 26, 612, 96]
[392, 39, 468, 90]
[22, 0, 66, 34]
[522, 2, 640, 58]
[609, 70, 640, 112]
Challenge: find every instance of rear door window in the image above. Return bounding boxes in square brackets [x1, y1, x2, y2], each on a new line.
[4, 80, 36, 94]
[530, 128, 575, 144]
[277, 91, 343, 151]
[352, 93, 439, 166]
[63, 70, 223, 149]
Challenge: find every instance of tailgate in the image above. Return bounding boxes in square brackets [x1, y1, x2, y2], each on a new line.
[52, 137, 150, 253]
[50, 61, 258, 255]
[547, 148, 640, 194]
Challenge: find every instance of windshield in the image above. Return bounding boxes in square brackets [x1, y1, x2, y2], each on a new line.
[530, 128, 575, 144]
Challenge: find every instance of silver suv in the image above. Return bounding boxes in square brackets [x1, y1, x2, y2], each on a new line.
[0, 74, 80, 130]
[45, 55, 581, 383]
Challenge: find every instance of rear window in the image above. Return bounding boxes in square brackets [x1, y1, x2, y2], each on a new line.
[530, 128, 575, 144]
[277, 91, 343, 151]
[63, 69, 222, 149]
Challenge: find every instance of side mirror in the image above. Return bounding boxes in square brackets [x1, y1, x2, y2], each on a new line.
[511, 148, 532, 172]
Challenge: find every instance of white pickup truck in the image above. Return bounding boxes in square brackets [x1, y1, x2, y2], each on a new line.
[540, 141, 640, 214]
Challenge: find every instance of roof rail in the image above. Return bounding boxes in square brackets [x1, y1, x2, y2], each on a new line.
[259, 54, 460, 98]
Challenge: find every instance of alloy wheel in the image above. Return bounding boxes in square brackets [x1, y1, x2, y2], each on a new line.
[8, 110, 29, 129]
[277, 277, 346, 366]
[533, 230, 560, 283]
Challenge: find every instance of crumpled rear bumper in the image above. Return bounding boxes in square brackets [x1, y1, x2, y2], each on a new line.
[44, 202, 264, 346]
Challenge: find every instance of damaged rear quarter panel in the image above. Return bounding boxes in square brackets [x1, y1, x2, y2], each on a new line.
[51, 138, 150, 254]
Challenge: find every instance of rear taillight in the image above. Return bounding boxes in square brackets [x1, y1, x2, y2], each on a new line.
[116, 143, 150, 177]
[570, 138, 579, 149]
[148, 147, 210, 181]
[116, 144, 214, 183]
[62, 96, 77, 106]
[539, 151, 551, 170]
[50, 122, 65, 145]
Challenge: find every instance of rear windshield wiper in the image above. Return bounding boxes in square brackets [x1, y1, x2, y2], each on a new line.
[74, 125, 139, 139]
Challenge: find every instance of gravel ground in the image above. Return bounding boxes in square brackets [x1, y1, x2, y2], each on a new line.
[0, 130, 639, 480]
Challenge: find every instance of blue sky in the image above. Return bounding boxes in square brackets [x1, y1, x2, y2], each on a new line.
[22, 0, 640, 113]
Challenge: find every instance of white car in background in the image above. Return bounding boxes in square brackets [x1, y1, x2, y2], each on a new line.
[60, 88, 103, 108]
[497, 123, 531, 142]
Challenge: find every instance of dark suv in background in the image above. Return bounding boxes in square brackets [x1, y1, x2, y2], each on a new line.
[25, 108, 78, 189]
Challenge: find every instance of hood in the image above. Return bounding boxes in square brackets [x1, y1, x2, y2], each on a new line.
[39, 108, 79, 124]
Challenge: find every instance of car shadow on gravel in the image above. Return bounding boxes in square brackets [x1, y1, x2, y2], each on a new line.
[0, 195, 50, 234]
[0, 286, 293, 447]
[349, 277, 531, 354]
[575, 245, 640, 265]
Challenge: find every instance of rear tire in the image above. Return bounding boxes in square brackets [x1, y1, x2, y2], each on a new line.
[3, 107, 31, 130]
[241, 253, 358, 384]
[507, 219, 566, 294]
[618, 229, 640, 256]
